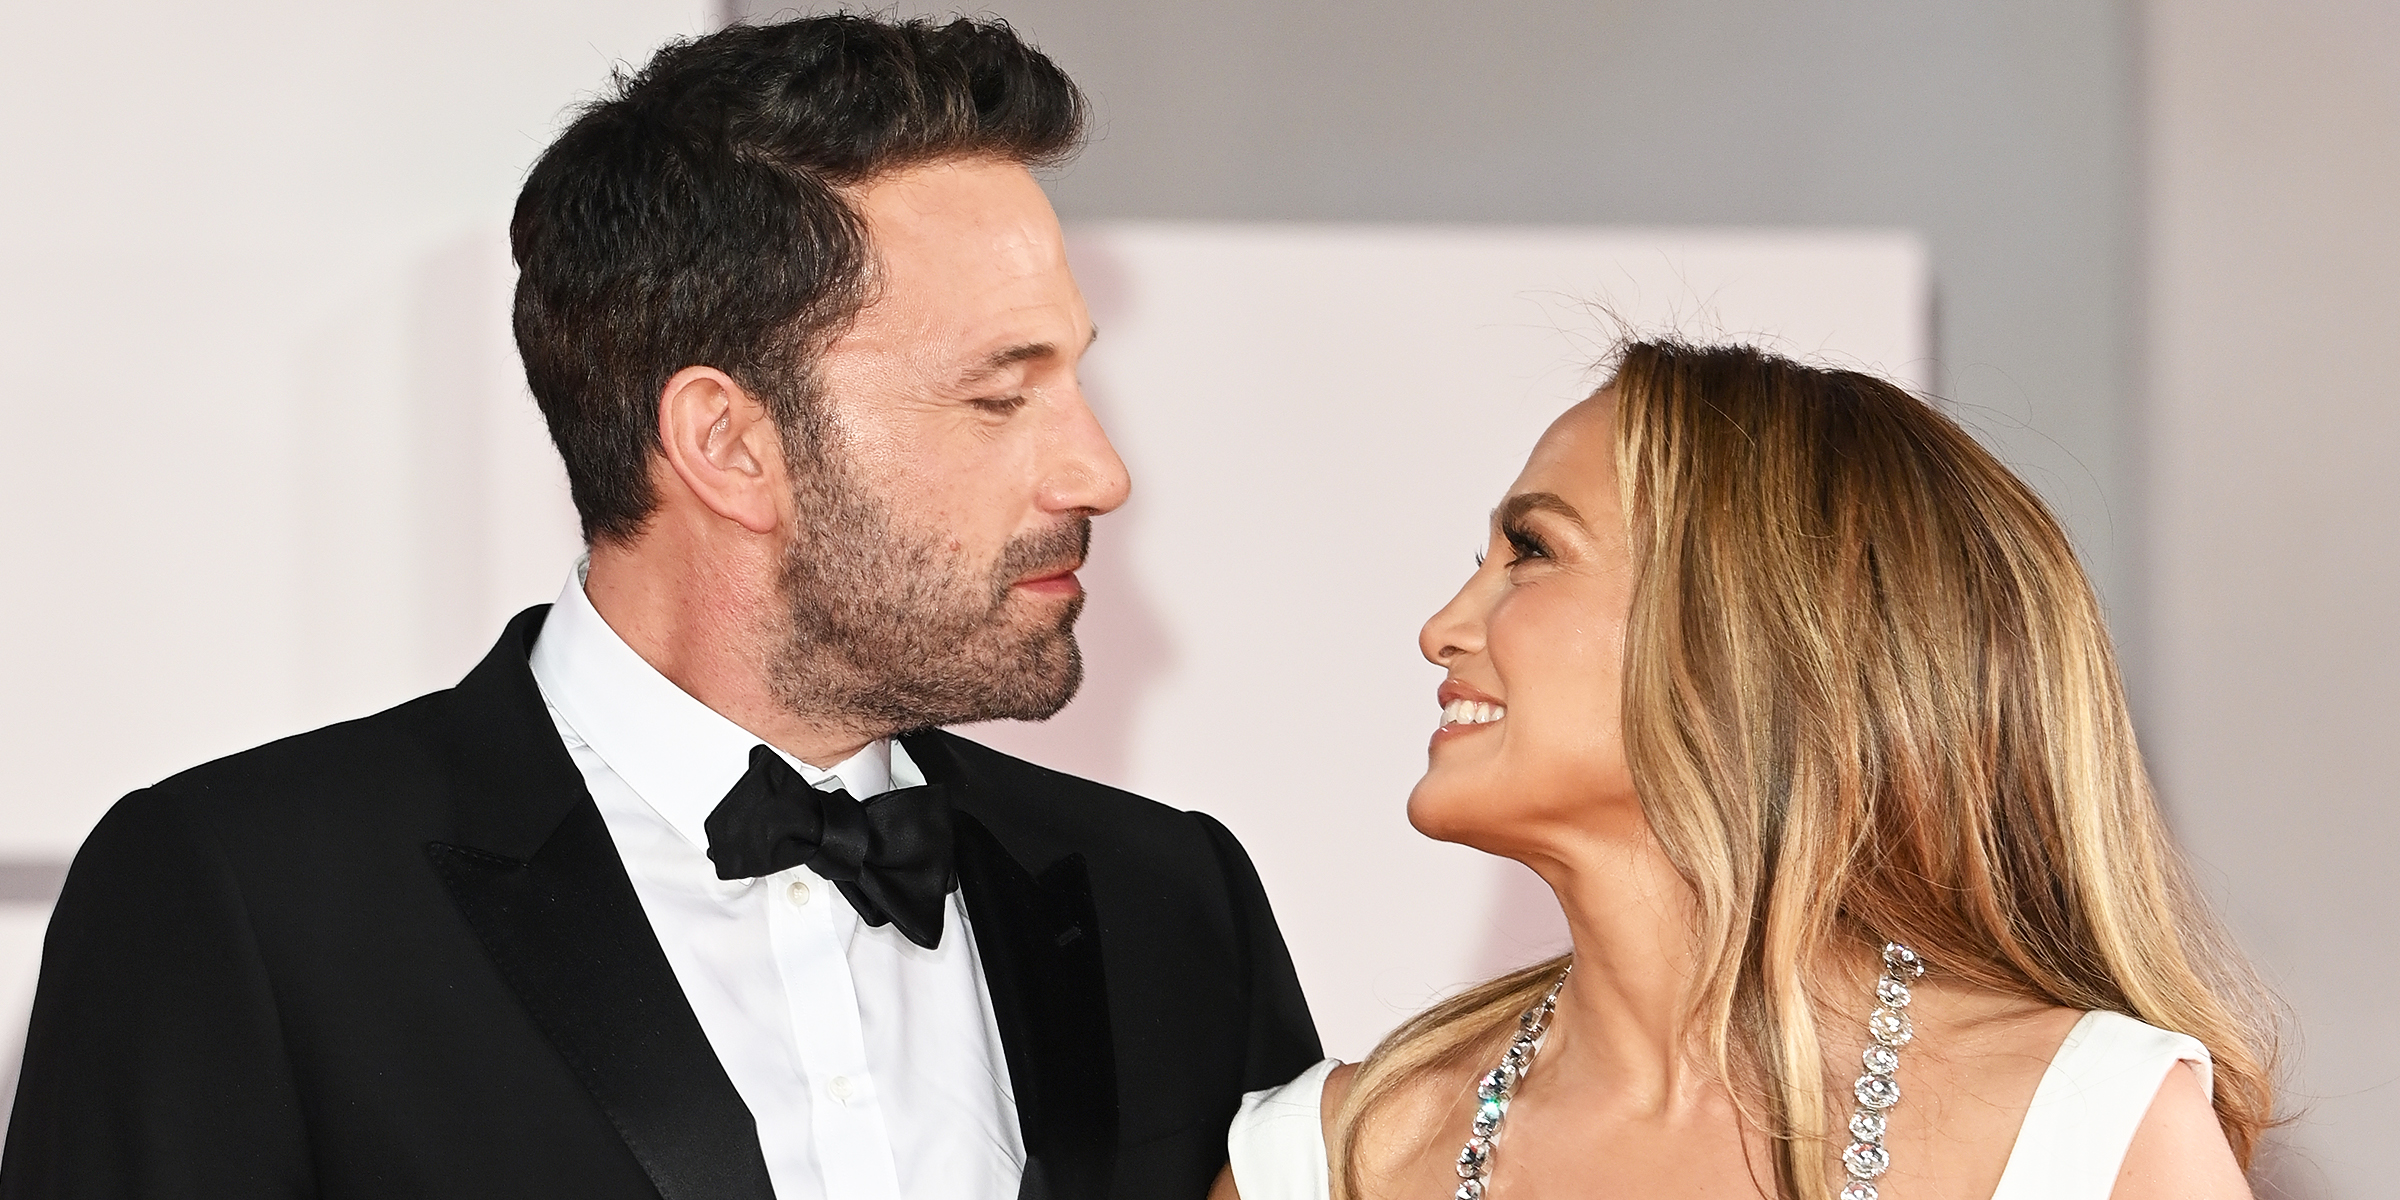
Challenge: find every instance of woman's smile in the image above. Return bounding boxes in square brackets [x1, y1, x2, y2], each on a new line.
[1431, 682, 1508, 745]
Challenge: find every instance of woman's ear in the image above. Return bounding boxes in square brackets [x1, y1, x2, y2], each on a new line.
[654, 365, 786, 535]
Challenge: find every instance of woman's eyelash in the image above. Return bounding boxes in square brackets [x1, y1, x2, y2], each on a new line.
[1502, 523, 1551, 561]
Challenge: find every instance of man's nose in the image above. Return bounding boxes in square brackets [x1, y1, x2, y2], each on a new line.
[1042, 390, 1132, 516]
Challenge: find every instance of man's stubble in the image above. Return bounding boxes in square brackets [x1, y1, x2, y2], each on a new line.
[769, 424, 1089, 736]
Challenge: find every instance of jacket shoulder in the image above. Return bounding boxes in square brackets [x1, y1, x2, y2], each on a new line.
[924, 729, 1174, 814]
[920, 729, 1232, 861]
[134, 688, 461, 832]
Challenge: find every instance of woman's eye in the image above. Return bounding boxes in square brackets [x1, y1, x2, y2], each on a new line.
[1504, 527, 1550, 562]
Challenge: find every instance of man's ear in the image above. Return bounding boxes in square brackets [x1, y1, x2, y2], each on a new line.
[655, 366, 785, 535]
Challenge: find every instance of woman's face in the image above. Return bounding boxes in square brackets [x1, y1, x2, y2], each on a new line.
[1409, 393, 1643, 859]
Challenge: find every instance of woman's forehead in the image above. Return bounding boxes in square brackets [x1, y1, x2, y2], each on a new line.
[1512, 395, 1617, 498]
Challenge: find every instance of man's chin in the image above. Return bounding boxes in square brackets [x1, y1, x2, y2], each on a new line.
[983, 635, 1083, 723]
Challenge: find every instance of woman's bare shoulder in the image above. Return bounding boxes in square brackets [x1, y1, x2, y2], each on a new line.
[1320, 1046, 1493, 1192]
[1319, 1061, 1359, 1139]
[1908, 979, 2087, 1090]
[2110, 1060, 2251, 1199]
[1870, 982, 2085, 1199]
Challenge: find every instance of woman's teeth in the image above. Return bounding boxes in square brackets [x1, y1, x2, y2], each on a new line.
[1441, 699, 1506, 727]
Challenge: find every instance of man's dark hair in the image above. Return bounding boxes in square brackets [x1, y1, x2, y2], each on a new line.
[510, 15, 1086, 543]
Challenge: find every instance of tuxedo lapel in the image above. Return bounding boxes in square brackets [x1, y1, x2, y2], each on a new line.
[904, 732, 1119, 1200]
[425, 608, 774, 1200]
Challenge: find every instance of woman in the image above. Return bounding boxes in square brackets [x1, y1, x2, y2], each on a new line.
[1215, 341, 2273, 1200]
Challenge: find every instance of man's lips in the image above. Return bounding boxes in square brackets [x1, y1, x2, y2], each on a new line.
[1012, 567, 1084, 598]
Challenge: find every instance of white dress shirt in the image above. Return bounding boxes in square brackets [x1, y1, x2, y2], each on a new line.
[527, 567, 1024, 1200]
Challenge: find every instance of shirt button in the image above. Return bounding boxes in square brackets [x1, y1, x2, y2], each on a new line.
[828, 1075, 854, 1102]
[786, 880, 811, 907]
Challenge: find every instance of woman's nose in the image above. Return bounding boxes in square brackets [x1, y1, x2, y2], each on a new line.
[1419, 573, 1490, 666]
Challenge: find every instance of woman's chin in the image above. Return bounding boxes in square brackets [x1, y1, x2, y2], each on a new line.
[1405, 777, 1510, 849]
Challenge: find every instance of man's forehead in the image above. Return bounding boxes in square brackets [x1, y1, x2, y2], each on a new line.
[855, 160, 1060, 256]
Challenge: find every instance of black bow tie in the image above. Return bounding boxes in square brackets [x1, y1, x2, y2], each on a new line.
[703, 745, 956, 950]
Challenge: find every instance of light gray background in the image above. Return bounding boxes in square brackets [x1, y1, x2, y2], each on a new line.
[0, 0, 2387, 1192]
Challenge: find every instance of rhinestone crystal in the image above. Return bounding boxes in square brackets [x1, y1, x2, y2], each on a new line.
[1843, 1141, 1891, 1179]
[1454, 1181, 1485, 1200]
[1456, 1137, 1492, 1177]
[1881, 942, 1925, 979]
[1839, 1182, 1880, 1200]
[1867, 1008, 1914, 1047]
[1862, 1043, 1901, 1076]
[1849, 1110, 1887, 1143]
[1476, 1067, 1513, 1101]
[1875, 976, 1912, 1007]
[1855, 1073, 1902, 1109]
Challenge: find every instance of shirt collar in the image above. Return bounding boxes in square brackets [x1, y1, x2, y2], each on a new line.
[526, 562, 922, 854]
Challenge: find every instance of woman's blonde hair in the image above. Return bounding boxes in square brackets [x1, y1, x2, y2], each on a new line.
[1331, 341, 2276, 1200]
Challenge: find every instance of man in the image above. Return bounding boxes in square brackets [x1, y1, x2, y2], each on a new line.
[2, 15, 1318, 1200]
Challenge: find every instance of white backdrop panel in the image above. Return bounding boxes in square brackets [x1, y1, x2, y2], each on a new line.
[964, 223, 1930, 1059]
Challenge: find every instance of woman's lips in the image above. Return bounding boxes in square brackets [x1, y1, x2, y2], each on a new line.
[1435, 681, 1506, 732]
[1431, 687, 1507, 747]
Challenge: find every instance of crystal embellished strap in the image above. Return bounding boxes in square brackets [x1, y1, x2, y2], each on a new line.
[1444, 943, 1925, 1200]
[1839, 942, 1924, 1200]
[1450, 965, 1571, 1200]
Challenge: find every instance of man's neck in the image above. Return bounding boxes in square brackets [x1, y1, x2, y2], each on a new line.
[582, 540, 880, 768]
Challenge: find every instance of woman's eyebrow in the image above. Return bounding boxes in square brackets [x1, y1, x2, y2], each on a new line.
[1493, 491, 1587, 529]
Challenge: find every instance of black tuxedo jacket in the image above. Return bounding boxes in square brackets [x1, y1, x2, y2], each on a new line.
[1, 607, 1320, 1199]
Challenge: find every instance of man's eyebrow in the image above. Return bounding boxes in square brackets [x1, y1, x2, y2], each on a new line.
[955, 325, 1100, 387]
[1493, 491, 1586, 529]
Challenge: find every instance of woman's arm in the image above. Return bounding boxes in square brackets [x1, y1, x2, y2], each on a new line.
[1317, 1062, 1359, 1152]
[1207, 1164, 1242, 1200]
[2111, 1061, 2253, 1200]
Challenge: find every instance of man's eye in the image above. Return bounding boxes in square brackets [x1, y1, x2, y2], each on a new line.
[970, 394, 1027, 415]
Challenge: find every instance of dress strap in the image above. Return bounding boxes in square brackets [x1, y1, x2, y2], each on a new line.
[1228, 1058, 1340, 1200]
[1989, 1010, 2213, 1200]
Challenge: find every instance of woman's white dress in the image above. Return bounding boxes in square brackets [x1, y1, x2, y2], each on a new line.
[1227, 1010, 2210, 1200]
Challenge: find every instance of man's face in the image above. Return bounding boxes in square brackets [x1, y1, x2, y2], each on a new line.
[771, 157, 1129, 733]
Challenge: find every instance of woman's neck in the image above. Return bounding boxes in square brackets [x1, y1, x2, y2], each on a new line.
[1522, 825, 1716, 1115]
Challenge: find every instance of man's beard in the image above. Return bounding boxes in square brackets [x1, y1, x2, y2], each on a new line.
[769, 445, 1089, 735]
